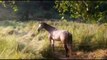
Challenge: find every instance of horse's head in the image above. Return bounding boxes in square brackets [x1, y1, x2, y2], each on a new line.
[37, 22, 47, 32]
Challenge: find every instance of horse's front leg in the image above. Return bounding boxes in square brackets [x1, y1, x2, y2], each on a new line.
[48, 35, 54, 52]
[51, 40, 55, 52]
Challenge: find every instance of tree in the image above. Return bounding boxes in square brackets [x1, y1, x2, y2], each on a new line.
[0, 1, 56, 21]
[55, 1, 107, 23]
[0, 1, 30, 21]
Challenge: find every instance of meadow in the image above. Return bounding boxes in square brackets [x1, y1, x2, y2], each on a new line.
[0, 20, 107, 59]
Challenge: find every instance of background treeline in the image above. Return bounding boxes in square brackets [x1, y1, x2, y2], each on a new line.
[0, 1, 107, 23]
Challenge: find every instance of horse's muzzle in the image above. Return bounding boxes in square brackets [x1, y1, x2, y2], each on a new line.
[37, 27, 42, 32]
[37, 28, 40, 32]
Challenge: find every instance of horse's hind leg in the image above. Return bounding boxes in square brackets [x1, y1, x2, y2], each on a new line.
[64, 43, 69, 57]
[66, 43, 73, 57]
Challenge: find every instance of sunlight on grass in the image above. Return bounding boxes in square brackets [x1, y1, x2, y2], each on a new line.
[0, 20, 106, 59]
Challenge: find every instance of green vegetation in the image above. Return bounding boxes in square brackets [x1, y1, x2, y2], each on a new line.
[55, 1, 107, 23]
[0, 1, 60, 21]
[0, 1, 107, 23]
[0, 20, 106, 59]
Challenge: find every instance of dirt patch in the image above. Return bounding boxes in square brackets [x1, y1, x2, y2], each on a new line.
[52, 49, 107, 59]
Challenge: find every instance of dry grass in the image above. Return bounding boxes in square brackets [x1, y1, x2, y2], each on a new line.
[0, 20, 106, 59]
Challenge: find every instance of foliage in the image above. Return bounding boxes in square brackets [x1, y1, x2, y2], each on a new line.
[0, 1, 107, 23]
[0, 1, 59, 21]
[55, 1, 107, 23]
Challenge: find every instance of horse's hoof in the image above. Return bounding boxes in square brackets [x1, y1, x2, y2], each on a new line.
[66, 55, 69, 57]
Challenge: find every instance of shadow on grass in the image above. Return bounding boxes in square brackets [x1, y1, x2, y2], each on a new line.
[78, 35, 94, 52]
[40, 46, 59, 59]
[78, 34, 107, 52]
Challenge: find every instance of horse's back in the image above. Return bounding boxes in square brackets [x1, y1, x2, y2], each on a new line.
[52, 30, 69, 37]
[59, 30, 72, 43]
[52, 30, 72, 42]
[51, 30, 67, 41]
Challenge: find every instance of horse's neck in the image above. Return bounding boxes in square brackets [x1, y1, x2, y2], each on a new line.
[44, 25, 57, 33]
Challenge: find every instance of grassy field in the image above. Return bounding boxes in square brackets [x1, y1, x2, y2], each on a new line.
[0, 20, 107, 59]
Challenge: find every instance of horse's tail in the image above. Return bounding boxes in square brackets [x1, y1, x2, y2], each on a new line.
[68, 33, 72, 44]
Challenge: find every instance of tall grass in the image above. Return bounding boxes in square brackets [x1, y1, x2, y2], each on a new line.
[0, 20, 106, 59]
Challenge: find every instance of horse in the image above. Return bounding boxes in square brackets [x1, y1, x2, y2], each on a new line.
[37, 22, 73, 57]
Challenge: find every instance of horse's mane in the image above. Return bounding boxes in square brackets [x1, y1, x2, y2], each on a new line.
[40, 22, 57, 30]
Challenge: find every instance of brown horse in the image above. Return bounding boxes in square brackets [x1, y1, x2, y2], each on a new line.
[37, 22, 73, 57]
